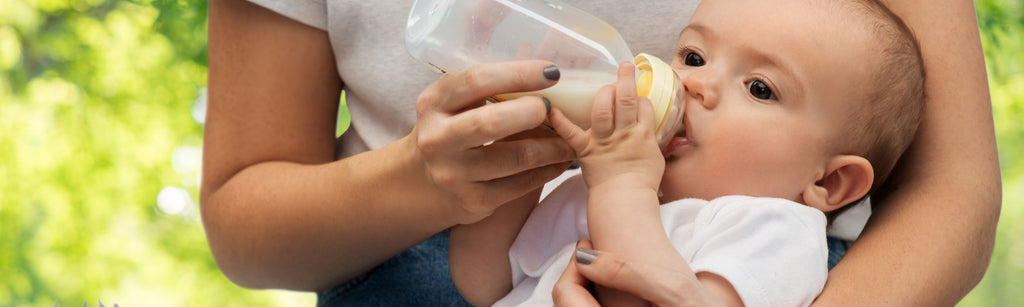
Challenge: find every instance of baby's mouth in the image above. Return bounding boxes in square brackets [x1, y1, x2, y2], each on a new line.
[678, 118, 688, 139]
[661, 115, 691, 157]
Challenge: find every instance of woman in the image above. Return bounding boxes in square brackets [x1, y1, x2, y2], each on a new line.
[201, 0, 999, 305]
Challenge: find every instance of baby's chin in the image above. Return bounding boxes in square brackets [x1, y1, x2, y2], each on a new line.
[657, 183, 732, 204]
[657, 187, 686, 204]
[658, 171, 699, 202]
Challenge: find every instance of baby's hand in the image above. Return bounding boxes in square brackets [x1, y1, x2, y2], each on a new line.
[549, 62, 665, 191]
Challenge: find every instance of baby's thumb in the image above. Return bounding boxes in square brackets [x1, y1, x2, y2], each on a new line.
[549, 108, 587, 151]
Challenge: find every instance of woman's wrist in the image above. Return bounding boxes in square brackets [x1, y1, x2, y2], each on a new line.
[393, 130, 468, 227]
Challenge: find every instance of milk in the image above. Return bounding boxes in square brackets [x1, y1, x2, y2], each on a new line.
[494, 69, 616, 129]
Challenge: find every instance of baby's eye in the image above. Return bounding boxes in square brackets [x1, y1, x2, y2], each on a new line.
[747, 80, 776, 100]
[683, 52, 705, 67]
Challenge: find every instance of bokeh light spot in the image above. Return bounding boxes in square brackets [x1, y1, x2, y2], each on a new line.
[156, 186, 192, 216]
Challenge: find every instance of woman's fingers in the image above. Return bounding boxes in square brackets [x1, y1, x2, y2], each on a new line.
[429, 60, 560, 113]
[440, 95, 551, 149]
[411, 61, 576, 224]
[572, 244, 708, 306]
[482, 160, 573, 203]
[553, 240, 601, 307]
[464, 137, 574, 181]
[416, 61, 559, 149]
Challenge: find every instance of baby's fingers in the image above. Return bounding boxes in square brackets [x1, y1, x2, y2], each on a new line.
[590, 84, 616, 138]
[550, 108, 589, 153]
[614, 61, 640, 130]
[638, 96, 656, 131]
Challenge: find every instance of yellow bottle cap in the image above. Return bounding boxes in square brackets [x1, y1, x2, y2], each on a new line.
[634, 53, 685, 147]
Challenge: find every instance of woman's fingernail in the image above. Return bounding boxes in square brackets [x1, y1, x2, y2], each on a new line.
[543, 65, 560, 81]
[542, 96, 551, 115]
[575, 247, 598, 265]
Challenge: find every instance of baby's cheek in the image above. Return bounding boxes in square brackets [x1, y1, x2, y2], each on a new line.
[661, 156, 738, 200]
[660, 159, 704, 201]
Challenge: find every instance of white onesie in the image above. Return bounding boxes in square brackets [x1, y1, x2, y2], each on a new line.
[497, 175, 828, 307]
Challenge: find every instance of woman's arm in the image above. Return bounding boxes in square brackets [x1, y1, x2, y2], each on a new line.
[815, 0, 1001, 305]
[553, 240, 727, 307]
[203, 0, 572, 291]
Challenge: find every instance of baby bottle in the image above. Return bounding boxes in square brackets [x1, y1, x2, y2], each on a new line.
[405, 0, 685, 148]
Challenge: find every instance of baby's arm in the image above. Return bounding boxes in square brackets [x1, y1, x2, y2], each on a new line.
[550, 62, 741, 306]
[449, 191, 539, 306]
[449, 126, 566, 305]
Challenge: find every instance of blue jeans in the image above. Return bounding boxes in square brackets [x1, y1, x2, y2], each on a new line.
[317, 229, 472, 307]
[827, 235, 852, 271]
[317, 231, 851, 306]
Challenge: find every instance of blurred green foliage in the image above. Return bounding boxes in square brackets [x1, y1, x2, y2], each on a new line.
[0, 0, 312, 305]
[0, 0, 1020, 305]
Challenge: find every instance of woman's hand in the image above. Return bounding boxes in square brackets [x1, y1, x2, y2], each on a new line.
[414, 60, 575, 225]
[553, 239, 725, 307]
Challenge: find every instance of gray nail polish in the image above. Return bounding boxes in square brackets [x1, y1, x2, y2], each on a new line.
[542, 96, 551, 115]
[576, 247, 598, 265]
[543, 65, 560, 81]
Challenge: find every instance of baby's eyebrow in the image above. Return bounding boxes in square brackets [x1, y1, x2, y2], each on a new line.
[746, 47, 793, 76]
[680, 23, 712, 39]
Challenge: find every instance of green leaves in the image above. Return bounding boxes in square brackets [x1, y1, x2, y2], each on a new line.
[0, 0, 309, 305]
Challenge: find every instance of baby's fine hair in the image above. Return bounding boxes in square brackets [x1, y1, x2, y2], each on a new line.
[833, 0, 926, 196]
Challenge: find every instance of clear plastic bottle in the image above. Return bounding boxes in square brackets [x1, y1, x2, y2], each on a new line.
[405, 0, 684, 148]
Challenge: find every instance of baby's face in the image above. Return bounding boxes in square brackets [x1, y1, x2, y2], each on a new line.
[658, 0, 879, 203]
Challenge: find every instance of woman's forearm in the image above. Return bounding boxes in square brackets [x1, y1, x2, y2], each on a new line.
[205, 0, 573, 291]
[203, 0, 458, 291]
[202, 135, 457, 291]
[815, 0, 1001, 304]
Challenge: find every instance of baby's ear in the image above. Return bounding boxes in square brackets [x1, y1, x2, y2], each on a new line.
[802, 155, 873, 212]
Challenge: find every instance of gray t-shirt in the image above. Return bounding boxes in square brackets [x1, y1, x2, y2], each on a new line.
[248, 0, 699, 159]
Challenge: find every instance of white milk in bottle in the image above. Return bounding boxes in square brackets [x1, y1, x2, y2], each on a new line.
[406, 0, 685, 147]
[494, 69, 613, 129]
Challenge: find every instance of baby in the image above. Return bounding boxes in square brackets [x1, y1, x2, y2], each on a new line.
[450, 0, 925, 305]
